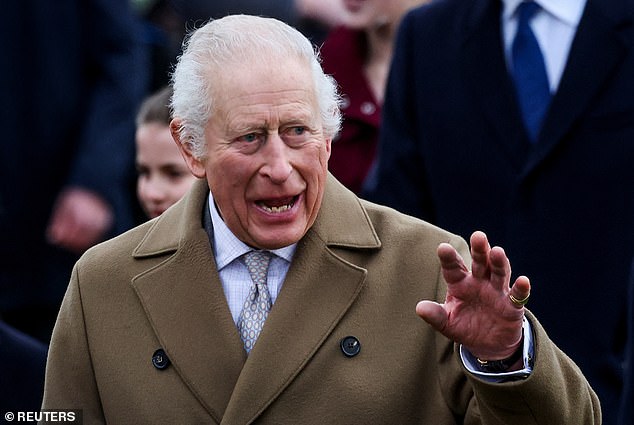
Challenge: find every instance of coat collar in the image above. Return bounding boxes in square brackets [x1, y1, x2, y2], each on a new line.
[309, 173, 381, 249]
[132, 178, 208, 258]
[131, 174, 380, 424]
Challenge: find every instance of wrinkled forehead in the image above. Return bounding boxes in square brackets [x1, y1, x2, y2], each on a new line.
[209, 54, 316, 108]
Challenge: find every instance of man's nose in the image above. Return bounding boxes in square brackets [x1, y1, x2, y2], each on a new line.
[260, 134, 293, 183]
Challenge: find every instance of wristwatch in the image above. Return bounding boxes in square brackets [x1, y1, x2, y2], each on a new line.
[475, 344, 524, 373]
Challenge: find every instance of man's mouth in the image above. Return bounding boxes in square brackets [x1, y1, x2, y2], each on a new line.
[257, 196, 297, 213]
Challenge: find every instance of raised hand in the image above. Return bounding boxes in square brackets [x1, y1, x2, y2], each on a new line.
[416, 231, 530, 360]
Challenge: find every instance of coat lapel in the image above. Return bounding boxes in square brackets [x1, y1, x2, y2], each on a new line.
[522, 0, 630, 178]
[461, 0, 531, 170]
[220, 176, 381, 424]
[131, 180, 246, 423]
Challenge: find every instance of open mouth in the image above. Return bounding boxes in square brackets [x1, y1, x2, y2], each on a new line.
[257, 196, 298, 213]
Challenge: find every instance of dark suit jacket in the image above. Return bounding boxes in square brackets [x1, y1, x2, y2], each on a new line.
[0, 0, 148, 335]
[0, 321, 47, 413]
[42, 177, 600, 424]
[366, 1, 634, 422]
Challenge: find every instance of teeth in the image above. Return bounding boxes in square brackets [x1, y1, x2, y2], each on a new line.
[260, 202, 293, 213]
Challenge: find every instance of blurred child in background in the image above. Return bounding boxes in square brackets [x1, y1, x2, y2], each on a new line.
[135, 86, 197, 219]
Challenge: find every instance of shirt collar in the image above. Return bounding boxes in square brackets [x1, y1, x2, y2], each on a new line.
[207, 191, 296, 270]
[502, 0, 587, 27]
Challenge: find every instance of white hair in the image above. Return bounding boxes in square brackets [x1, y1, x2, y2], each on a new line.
[170, 14, 342, 159]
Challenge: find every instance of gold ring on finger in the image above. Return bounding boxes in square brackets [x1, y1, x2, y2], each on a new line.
[509, 293, 530, 307]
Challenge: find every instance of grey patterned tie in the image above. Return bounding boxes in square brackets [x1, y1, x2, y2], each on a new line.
[237, 250, 273, 353]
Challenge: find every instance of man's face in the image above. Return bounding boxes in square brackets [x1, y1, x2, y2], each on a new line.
[178, 57, 331, 249]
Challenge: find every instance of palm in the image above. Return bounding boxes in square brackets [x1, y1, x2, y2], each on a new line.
[417, 231, 530, 359]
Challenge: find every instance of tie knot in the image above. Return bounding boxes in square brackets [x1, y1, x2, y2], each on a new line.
[517, 1, 540, 23]
[243, 251, 272, 284]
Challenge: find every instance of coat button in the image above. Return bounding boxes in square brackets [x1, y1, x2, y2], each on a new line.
[340, 336, 361, 357]
[152, 349, 171, 370]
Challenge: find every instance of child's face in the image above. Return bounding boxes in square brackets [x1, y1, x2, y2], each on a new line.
[136, 122, 197, 219]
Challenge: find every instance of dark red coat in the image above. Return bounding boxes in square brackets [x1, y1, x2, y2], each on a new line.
[321, 27, 381, 194]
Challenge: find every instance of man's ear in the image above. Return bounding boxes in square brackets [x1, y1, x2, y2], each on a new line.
[325, 137, 332, 159]
[170, 118, 206, 178]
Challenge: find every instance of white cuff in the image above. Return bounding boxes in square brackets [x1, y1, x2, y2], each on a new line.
[460, 317, 534, 381]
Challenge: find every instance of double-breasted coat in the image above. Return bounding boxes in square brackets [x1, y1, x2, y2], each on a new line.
[42, 177, 600, 424]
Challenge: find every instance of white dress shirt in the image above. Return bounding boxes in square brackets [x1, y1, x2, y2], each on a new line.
[502, 0, 587, 92]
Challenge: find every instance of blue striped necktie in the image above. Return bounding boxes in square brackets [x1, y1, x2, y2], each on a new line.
[511, 1, 551, 143]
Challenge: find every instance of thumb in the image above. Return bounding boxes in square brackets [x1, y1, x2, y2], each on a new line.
[416, 300, 448, 332]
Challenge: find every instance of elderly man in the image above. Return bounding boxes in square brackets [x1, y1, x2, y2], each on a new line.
[41, 15, 600, 424]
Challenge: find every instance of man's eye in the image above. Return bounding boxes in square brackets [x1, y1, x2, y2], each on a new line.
[291, 126, 306, 135]
[240, 133, 259, 143]
[284, 126, 308, 140]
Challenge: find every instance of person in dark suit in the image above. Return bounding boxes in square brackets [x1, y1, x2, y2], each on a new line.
[0, 0, 148, 342]
[41, 15, 600, 424]
[364, 0, 634, 423]
[0, 320, 47, 414]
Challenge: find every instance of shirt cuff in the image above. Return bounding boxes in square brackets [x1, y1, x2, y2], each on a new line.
[460, 317, 534, 381]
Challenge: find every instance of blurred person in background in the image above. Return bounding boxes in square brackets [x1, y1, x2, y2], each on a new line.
[134, 0, 186, 92]
[0, 0, 148, 343]
[135, 86, 198, 219]
[135, 0, 348, 93]
[320, 0, 429, 194]
[364, 0, 634, 423]
[0, 320, 47, 414]
[169, 0, 346, 43]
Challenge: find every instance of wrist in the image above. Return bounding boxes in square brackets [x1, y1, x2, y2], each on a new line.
[475, 341, 524, 373]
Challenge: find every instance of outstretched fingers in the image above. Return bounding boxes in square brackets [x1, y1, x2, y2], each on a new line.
[437, 243, 469, 284]
[509, 275, 531, 309]
[469, 231, 491, 279]
[488, 245, 511, 291]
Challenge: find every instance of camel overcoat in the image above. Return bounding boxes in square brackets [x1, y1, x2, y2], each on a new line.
[42, 176, 600, 424]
